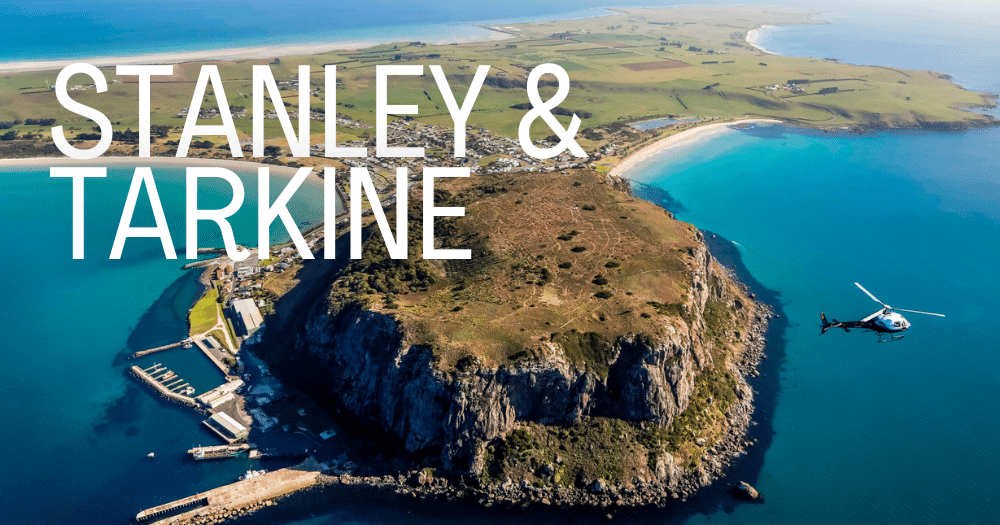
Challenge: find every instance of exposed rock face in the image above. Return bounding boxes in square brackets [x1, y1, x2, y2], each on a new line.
[737, 481, 760, 499]
[603, 173, 633, 196]
[295, 242, 732, 484]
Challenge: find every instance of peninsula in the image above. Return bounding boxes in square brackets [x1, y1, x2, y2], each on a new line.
[0, 5, 995, 523]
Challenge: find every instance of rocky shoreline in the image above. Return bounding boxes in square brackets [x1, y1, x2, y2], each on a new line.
[202, 171, 777, 524]
[837, 114, 998, 134]
[338, 300, 771, 509]
[222, 286, 774, 525]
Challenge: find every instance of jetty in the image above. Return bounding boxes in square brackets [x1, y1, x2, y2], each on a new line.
[135, 461, 322, 523]
[131, 338, 193, 359]
[187, 443, 250, 461]
[131, 364, 197, 407]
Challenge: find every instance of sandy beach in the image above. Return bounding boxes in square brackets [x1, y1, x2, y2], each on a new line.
[745, 25, 777, 55]
[0, 30, 512, 75]
[0, 43, 367, 75]
[609, 118, 783, 180]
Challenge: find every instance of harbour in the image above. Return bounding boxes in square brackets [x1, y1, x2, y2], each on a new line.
[134, 459, 322, 524]
[131, 364, 198, 408]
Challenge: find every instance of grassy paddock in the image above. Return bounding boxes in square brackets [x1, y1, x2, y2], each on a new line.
[0, 6, 990, 155]
[187, 288, 220, 335]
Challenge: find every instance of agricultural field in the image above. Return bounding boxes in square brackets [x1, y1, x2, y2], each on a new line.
[0, 6, 992, 165]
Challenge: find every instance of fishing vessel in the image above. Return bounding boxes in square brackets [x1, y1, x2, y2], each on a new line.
[239, 469, 266, 481]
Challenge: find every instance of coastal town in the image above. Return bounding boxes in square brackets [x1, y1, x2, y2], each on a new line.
[175, 100, 596, 184]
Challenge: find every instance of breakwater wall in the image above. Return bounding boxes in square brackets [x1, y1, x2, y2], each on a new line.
[130, 365, 198, 408]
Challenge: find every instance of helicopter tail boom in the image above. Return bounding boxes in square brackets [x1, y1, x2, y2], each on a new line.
[821, 312, 851, 334]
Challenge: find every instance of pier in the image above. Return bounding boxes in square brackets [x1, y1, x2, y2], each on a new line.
[188, 443, 250, 460]
[131, 338, 193, 359]
[131, 364, 197, 408]
[135, 461, 322, 523]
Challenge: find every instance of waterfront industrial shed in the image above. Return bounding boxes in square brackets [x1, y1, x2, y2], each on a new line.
[204, 412, 249, 442]
[227, 298, 263, 337]
[196, 379, 244, 409]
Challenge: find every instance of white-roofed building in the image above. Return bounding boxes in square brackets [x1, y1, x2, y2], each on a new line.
[227, 298, 263, 337]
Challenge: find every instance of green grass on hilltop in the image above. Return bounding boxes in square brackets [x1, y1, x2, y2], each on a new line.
[188, 288, 220, 335]
[325, 168, 704, 374]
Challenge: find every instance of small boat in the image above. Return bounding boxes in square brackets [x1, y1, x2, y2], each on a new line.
[146, 452, 155, 459]
[239, 469, 266, 481]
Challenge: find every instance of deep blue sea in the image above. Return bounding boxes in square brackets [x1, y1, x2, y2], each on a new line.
[628, 10, 1000, 525]
[0, 2, 998, 525]
[0, 166, 325, 524]
[632, 124, 1000, 524]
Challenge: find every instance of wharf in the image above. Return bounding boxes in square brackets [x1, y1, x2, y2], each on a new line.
[131, 339, 192, 359]
[131, 364, 197, 408]
[187, 443, 250, 460]
[135, 461, 322, 523]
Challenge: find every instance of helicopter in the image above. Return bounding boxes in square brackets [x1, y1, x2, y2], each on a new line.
[820, 282, 945, 342]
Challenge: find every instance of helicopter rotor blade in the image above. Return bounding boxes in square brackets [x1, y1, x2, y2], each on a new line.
[855, 282, 888, 308]
[862, 310, 883, 322]
[894, 307, 945, 318]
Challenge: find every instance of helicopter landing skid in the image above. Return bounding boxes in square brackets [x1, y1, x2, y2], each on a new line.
[877, 333, 905, 343]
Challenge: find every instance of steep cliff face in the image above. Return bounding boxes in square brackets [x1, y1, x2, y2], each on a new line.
[263, 168, 766, 497]
[295, 236, 738, 485]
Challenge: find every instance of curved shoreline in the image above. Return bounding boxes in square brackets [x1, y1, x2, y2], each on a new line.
[0, 155, 348, 213]
[745, 25, 778, 55]
[0, 155, 300, 175]
[0, 29, 513, 75]
[608, 119, 783, 180]
[211, 285, 774, 521]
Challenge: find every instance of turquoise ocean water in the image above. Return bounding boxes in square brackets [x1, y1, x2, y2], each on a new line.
[630, 10, 1000, 525]
[0, 166, 326, 523]
[632, 125, 1000, 524]
[0, 2, 998, 524]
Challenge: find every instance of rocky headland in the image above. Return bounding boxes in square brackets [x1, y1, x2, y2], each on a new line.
[252, 168, 773, 511]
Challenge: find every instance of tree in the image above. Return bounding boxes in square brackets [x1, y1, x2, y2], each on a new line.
[264, 145, 282, 157]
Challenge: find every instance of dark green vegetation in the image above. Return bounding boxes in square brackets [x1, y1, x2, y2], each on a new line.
[478, 366, 739, 489]
[319, 168, 756, 489]
[480, 420, 650, 488]
[326, 168, 699, 371]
